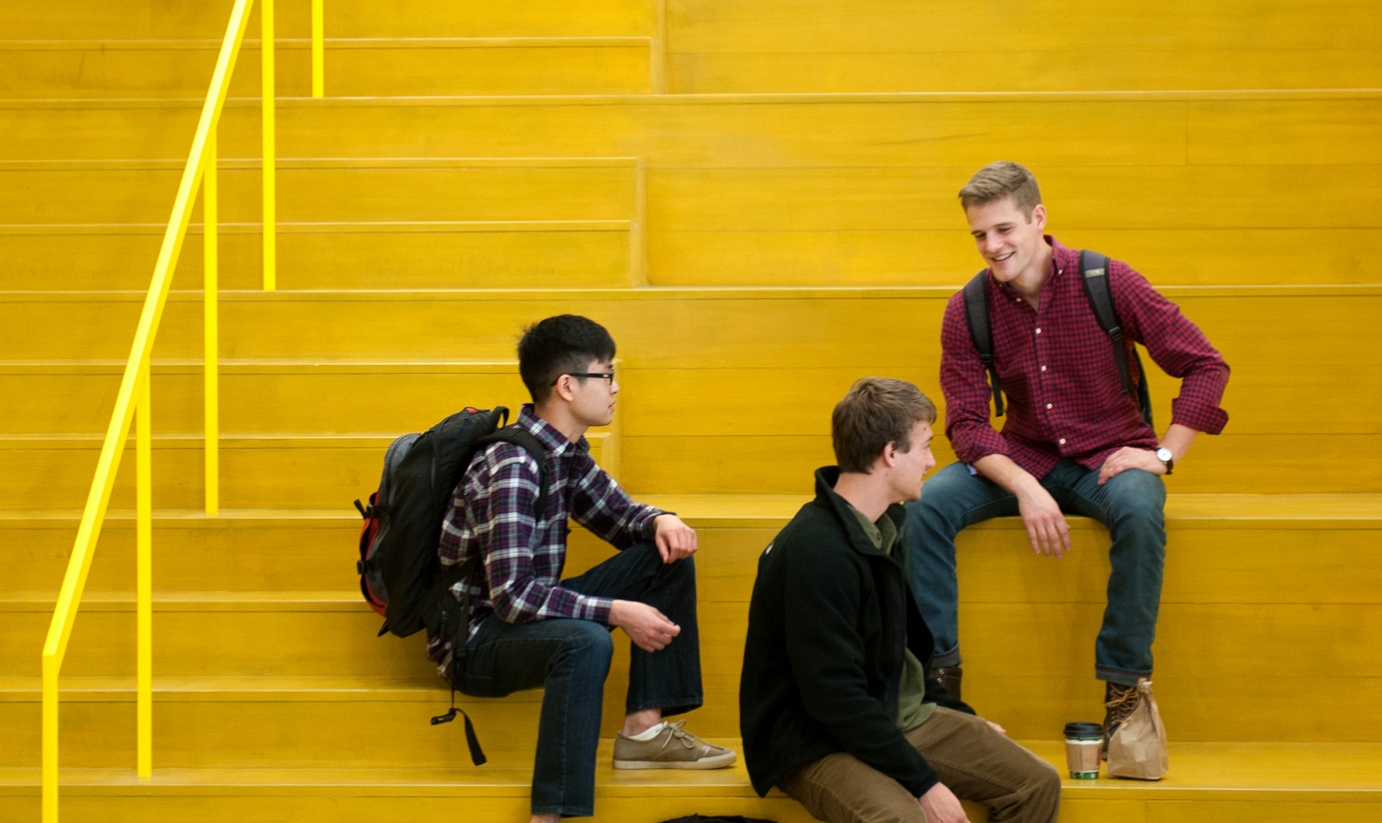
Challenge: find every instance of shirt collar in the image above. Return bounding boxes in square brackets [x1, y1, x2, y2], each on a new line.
[516, 403, 590, 457]
[1047, 235, 1079, 279]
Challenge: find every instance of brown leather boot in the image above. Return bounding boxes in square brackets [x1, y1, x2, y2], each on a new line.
[932, 665, 962, 700]
[1102, 681, 1140, 761]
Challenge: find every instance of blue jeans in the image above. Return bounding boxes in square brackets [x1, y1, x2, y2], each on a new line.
[452, 541, 703, 817]
[904, 460, 1166, 685]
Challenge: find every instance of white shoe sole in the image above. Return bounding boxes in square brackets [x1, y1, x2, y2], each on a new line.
[612, 751, 737, 770]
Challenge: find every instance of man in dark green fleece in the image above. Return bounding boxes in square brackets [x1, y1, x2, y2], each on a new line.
[740, 377, 1060, 823]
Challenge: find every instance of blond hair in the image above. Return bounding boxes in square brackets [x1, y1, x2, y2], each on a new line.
[958, 161, 1042, 217]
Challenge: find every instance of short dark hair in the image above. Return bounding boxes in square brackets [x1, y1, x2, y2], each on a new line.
[958, 161, 1042, 218]
[517, 315, 617, 403]
[831, 378, 937, 474]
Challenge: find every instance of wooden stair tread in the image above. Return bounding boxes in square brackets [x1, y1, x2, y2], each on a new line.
[0, 675, 497, 702]
[1, 742, 1381, 797]
[6, 88, 1382, 109]
[4, 493, 1381, 529]
[3, 284, 1382, 301]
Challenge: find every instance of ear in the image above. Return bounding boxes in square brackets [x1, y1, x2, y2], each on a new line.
[879, 441, 900, 470]
[1031, 203, 1048, 231]
[552, 374, 578, 403]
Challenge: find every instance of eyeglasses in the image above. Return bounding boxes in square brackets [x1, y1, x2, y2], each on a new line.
[550, 370, 616, 386]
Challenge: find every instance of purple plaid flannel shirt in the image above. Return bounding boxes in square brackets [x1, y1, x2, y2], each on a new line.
[941, 236, 1230, 479]
[426, 404, 663, 678]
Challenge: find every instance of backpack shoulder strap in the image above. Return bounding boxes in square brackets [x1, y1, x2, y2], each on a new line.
[476, 427, 551, 522]
[1078, 250, 1153, 426]
[961, 270, 1005, 417]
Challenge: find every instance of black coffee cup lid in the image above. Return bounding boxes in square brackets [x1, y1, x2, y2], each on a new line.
[1064, 722, 1103, 736]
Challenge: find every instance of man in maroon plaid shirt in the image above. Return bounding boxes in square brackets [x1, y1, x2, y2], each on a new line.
[903, 162, 1230, 746]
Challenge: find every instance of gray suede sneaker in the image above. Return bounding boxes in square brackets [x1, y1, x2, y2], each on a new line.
[612, 720, 737, 770]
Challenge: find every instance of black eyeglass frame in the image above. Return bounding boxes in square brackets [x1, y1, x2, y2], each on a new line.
[549, 371, 616, 386]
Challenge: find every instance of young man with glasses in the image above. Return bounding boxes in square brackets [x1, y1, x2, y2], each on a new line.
[428, 314, 734, 823]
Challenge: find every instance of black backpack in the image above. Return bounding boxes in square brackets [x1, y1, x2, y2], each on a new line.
[962, 249, 1153, 426]
[353, 405, 550, 766]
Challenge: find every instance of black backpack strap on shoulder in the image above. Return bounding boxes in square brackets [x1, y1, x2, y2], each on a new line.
[476, 428, 551, 521]
[961, 270, 1005, 417]
[1079, 250, 1153, 426]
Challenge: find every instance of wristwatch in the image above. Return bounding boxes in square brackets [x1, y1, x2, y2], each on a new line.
[1155, 447, 1174, 476]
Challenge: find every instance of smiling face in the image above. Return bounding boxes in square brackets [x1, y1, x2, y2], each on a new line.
[567, 357, 619, 429]
[888, 420, 936, 504]
[965, 196, 1049, 285]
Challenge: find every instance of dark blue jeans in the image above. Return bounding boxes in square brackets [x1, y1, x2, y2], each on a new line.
[452, 541, 703, 817]
[904, 460, 1166, 686]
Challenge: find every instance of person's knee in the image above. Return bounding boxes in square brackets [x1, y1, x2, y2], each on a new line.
[1104, 470, 1166, 524]
[1025, 758, 1063, 820]
[557, 621, 615, 669]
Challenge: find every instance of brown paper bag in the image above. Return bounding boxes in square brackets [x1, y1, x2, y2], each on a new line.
[1106, 678, 1169, 780]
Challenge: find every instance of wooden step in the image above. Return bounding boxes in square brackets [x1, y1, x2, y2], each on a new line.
[0, 677, 559, 769]
[4, 91, 1374, 168]
[668, 0, 1382, 93]
[4, 92, 1374, 287]
[1, 220, 636, 290]
[2, 742, 1381, 823]
[0, 429, 615, 511]
[0, 38, 653, 98]
[0, 360, 530, 435]
[7, 495, 1381, 743]
[0, 157, 640, 225]
[1, 285, 1374, 494]
[0, 0, 656, 40]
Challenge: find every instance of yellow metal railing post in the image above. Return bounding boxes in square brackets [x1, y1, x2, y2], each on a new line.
[41, 651, 57, 822]
[262, 0, 277, 291]
[136, 362, 153, 778]
[204, 133, 220, 516]
[311, 0, 325, 98]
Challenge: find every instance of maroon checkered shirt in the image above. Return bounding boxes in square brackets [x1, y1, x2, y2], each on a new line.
[940, 236, 1230, 479]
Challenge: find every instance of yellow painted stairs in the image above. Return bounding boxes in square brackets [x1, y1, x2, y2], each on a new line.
[2, 1, 1381, 821]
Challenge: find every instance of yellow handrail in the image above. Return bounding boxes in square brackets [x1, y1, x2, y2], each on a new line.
[262, 0, 277, 291]
[40, 1, 256, 819]
[312, 0, 325, 98]
[205, 134, 221, 516]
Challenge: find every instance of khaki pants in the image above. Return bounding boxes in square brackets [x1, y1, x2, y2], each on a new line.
[778, 708, 1061, 823]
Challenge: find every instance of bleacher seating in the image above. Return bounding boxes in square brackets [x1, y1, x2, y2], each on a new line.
[2, 0, 1380, 820]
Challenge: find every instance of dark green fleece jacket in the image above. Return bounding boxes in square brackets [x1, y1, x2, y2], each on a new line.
[739, 467, 973, 798]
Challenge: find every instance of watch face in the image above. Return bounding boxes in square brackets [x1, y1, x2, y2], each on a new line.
[1156, 447, 1173, 462]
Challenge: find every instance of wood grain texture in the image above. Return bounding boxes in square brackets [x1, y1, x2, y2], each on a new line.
[0, 0, 655, 40]
[0, 163, 637, 224]
[1, 224, 633, 291]
[0, 40, 652, 99]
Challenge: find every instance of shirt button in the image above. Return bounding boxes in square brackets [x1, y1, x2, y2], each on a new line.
[1059, 438, 1067, 445]
[1040, 365, 1047, 372]
[1046, 403, 1054, 410]
[1035, 328, 1042, 334]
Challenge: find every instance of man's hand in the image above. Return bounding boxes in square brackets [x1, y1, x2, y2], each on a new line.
[1097, 446, 1165, 486]
[986, 719, 1007, 735]
[653, 514, 698, 563]
[609, 600, 680, 653]
[918, 782, 970, 823]
[1016, 483, 1071, 558]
